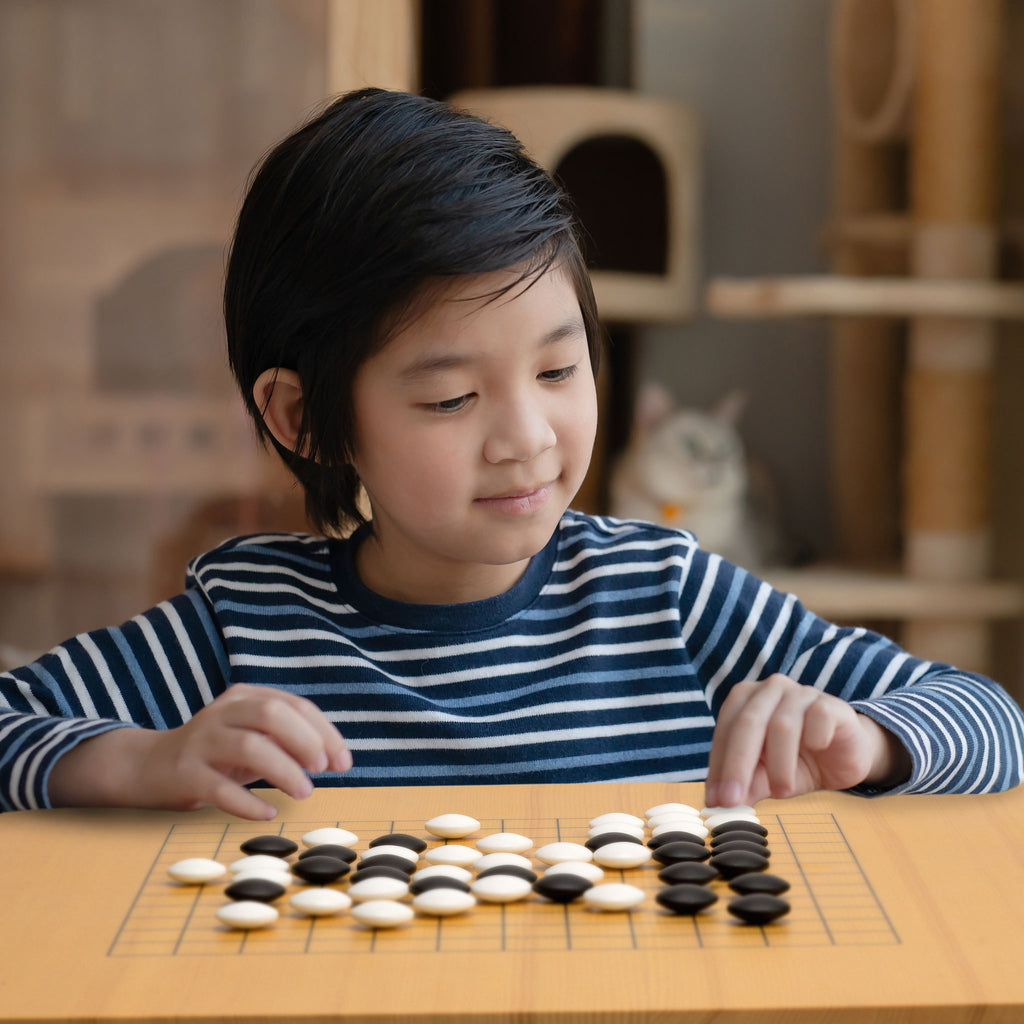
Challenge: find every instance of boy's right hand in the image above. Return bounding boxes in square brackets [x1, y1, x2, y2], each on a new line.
[47, 684, 353, 820]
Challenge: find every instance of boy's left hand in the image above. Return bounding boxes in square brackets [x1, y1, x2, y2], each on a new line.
[704, 674, 911, 807]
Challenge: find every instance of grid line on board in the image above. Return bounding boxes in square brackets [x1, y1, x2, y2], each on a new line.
[109, 813, 899, 957]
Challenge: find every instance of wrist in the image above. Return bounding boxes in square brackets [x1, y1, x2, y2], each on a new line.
[857, 713, 912, 789]
[47, 726, 159, 809]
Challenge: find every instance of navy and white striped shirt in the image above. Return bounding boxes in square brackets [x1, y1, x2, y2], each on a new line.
[2, 511, 1022, 811]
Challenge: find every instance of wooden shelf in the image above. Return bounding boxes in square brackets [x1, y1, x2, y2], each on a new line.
[763, 565, 1024, 622]
[706, 274, 1024, 319]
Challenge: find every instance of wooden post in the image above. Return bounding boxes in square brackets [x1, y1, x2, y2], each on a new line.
[902, 0, 1003, 670]
[325, 0, 420, 95]
[828, 0, 913, 566]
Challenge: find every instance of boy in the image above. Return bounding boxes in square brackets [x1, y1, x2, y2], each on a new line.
[2, 89, 1022, 819]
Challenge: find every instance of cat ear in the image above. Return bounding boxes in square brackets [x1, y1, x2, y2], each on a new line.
[633, 382, 676, 435]
[711, 389, 747, 425]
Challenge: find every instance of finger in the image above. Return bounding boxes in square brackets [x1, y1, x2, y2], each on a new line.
[194, 766, 281, 821]
[220, 691, 341, 776]
[224, 686, 352, 774]
[707, 678, 786, 806]
[211, 726, 316, 803]
[761, 685, 824, 799]
[281, 693, 353, 773]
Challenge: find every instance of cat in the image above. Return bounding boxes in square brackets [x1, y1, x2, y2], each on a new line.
[609, 383, 786, 570]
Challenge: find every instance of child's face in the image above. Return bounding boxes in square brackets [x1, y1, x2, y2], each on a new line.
[351, 265, 597, 604]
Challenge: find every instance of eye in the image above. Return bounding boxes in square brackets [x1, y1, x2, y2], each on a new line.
[428, 393, 473, 414]
[539, 364, 579, 383]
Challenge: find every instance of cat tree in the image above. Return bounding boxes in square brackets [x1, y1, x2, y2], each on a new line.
[708, 0, 1024, 675]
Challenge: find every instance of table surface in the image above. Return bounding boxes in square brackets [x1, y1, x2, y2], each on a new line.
[3, 780, 1024, 1024]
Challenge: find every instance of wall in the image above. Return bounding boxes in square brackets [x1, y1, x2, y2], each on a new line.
[632, 0, 834, 561]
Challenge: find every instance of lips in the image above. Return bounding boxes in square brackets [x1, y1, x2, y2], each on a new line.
[475, 483, 554, 514]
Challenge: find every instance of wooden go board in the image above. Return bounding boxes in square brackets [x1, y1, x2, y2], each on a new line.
[4, 780, 1024, 1023]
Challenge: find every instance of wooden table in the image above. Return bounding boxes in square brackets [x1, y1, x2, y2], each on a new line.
[3, 780, 1024, 1023]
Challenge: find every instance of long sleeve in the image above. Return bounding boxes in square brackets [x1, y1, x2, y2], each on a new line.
[0, 587, 230, 811]
[681, 547, 1024, 795]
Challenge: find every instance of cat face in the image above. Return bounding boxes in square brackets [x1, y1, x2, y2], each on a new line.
[638, 410, 746, 504]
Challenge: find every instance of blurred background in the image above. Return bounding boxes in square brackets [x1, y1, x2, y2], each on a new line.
[2, 0, 1023, 699]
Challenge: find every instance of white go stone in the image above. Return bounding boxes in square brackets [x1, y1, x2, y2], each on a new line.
[646, 802, 700, 818]
[167, 858, 228, 884]
[410, 864, 474, 885]
[301, 827, 358, 848]
[412, 888, 477, 917]
[423, 844, 481, 867]
[651, 820, 708, 840]
[587, 822, 646, 841]
[583, 883, 645, 912]
[470, 874, 533, 904]
[351, 899, 414, 929]
[360, 844, 419, 865]
[543, 861, 605, 883]
[215, 900, 279, 930]
[701, 804, 756, 819]
[647, 808, 703, 825]
[230, 854, 291, 875]
[592, 842, 652, 870]
[473, 852, 533, 874]
[475, 832, 533, 854]
[589, 811, 645, 828]
[289, 888, 352, 917]
[348, 877, 410, 902]
[704, 811, 761, 830]
[424, 813, 480, 839]
[535, 842, 592, 865]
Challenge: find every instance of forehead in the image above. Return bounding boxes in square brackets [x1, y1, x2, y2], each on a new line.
[380, 266, 583, 361]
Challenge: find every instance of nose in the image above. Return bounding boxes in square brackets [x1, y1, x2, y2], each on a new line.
[482, 391, 557, 464]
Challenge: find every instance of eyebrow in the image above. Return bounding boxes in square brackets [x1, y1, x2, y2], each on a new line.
[399, 315, 586, 382]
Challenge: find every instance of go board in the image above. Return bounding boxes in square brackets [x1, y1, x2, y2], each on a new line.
[109, 809, 896, 957]
[4, 780, 1024, 1024]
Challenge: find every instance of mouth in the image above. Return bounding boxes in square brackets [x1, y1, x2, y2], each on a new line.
[475, 482, 555, 514]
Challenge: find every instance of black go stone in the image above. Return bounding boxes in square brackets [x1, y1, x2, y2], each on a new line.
[532, 873, 593, 904]
[711, 830, 768, 849]
[709, 848, 769, 880]
[290, 855, 351, 884]
[584, 831, 644, 852]
[357, 854, 415, 874]
[224, 877, 287, 903]
[476, 864, 538, 883]
[648, 830, 707, 850]
[728, 872, 791, 896]
[409, 876, 472, 896]
[657, 861, 719, 886]
[710, 820, 769, 839]
[348, 865, 411, 885]
[298, 844, 358, 863]
[655, 883, 719, 916]
[239, 835, 299, 858]
[651, 840, 711, 865]
[368, 833, 428, 854]
[711, 839, 771, 860]
[727, 893, 791, 925]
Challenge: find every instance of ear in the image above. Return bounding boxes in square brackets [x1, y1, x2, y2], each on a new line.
[633, 382, 676, 436]
[253, 367, 306, 453]
[711, 389, 747, 426]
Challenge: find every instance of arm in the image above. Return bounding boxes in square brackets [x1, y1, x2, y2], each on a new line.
[680, 548, 1024, 803]
[0, 588, 351, 817]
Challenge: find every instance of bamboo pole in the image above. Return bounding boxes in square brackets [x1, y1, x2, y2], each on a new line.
[901, 0, 1003, 671]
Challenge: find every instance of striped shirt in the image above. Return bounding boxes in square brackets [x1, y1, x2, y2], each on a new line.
[2, 511, 1022, 811]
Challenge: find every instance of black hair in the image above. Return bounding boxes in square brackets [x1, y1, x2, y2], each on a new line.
[225, 87, 600, 535]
